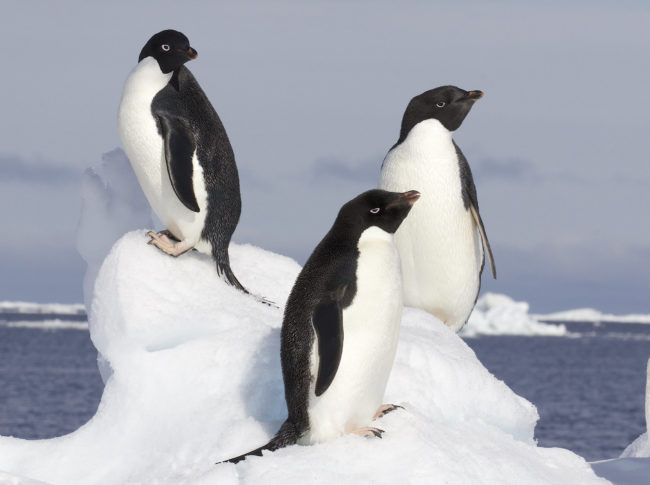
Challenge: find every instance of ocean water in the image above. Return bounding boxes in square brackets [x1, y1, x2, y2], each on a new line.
[465, 321, 649, 461]
[0, 314, 647, 462]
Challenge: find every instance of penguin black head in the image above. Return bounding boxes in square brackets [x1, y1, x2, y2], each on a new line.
[398, 85, 483, 139]
[336, 189, 420, 236]
[138, 29, 198, 73]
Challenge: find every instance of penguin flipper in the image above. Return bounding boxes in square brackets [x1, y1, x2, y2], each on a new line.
[158, 115, 200, 212]
[470, 203, 497, 279]
[312, 285, 347, 396]
[454, 140, 496, 279]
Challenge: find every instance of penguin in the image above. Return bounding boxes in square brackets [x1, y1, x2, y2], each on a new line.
[220, 189, 420, 463]
[118, 29, 248, 293]
[379, 85, 496, 332]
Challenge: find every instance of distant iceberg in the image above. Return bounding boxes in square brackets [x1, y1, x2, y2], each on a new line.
[534, 308, 650, 324]
[3, 319, 88, 330]
[0, 302, 85, 315]
[462, 293, 567, 337]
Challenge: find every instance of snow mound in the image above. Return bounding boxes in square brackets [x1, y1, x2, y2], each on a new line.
[0, 302, 85, 315]
[621, 433, 650, 458]
[462, 293, 567, 337]
[0, 232, 605, 484]
[535, 308, 650, 324]
[76, 148, 153, 310]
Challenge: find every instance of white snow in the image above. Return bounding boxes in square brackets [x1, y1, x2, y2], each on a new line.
[0, 302, 85, 315]
[0, 230, 607, 484]
[534, 308, 650, 324]
[0, 150, 615, 484]
[1, 320, 88, 331]
[462, 293, 567, 337]
[76, 148, 153, 310]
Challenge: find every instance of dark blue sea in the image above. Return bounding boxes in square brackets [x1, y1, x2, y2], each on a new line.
[0, 312, 648, 462]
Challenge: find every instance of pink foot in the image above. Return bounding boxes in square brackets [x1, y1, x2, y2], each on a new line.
[147, 231, 193, 257]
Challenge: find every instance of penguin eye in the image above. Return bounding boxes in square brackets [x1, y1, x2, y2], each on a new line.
[161, 44, 170, 52]
[436, 101, 446, 108]
[369, 208, 381, 214]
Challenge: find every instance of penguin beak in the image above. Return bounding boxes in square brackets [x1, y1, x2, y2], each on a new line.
[387, 190, 421, 208]
[466, 90, 483, 101]
[179, 47, 198, 60]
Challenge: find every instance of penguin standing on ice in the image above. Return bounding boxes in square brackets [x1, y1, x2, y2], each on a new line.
[221, 189, 420, 463]
[118, 30, 248, 292]
[379, 86, 496, 332]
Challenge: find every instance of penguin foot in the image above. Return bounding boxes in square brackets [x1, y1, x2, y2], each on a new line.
[147, 231, 193, 257]
[373, 404, 404, 420]
[352, 427, 384, 439]
[158, 229, 180, 242]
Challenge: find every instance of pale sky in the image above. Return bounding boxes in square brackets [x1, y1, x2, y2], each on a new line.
[0, 1, 649, 313]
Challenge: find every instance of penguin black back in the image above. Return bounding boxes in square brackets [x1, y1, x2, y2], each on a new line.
[220, 189, 419, 464]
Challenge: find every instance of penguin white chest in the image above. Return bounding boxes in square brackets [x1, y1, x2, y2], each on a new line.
[117, 57, 208, 247]
[304, 227, 403, 444]
[379, 119, 482, 331]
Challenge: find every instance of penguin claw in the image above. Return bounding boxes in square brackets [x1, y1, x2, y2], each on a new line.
[352, 427, 384, 439]
[373, 404, 404, 420]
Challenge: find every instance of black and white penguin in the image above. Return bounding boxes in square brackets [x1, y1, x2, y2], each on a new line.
[118, 30, 248, 292]
[221, 189, 420, 463]
[379, 86, 496, 332]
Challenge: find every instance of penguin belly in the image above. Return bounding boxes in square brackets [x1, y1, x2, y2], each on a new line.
[302, 227, 403, 444]
[379, 120, 483, 331]
[118, 57, 209, 251]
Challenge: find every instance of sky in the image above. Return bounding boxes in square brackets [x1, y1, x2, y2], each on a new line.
[0, 0, 648, 313]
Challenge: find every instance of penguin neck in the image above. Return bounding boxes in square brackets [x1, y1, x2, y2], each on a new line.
[124, 57, 173, 99]
[399, 119, 453, 151]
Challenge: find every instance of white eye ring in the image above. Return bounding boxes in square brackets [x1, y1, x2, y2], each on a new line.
[370, 208, 380, 214]
[161, 44, 170, 52]
[436, 101, 446, 108]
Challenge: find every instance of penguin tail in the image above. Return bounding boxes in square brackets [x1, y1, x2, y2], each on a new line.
[218, 420, 299, 464]
[216, 259, 278, 308]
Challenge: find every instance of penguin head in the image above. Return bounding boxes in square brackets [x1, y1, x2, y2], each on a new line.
[337, 189, 420, 236]
[400, 85, 483, 135]
[138, 30, 198, 73]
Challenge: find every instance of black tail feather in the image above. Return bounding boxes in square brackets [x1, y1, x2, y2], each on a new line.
[219, 420, 299, 464]
[216, 261, 278, 308]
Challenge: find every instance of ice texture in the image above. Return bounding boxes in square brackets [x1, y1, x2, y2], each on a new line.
[0, 151, 610, 484]
[462, 292, 567, 337]
[0, 302, 85, 315]
[535, 308, 650, 324]
[0, 231, 608, 484]
[76, 148, 153, 311]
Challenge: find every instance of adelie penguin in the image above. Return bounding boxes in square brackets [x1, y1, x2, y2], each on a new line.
[379, 86, 496, 332]
[220, 189, 420, 463]
[118, 30, 249, 293]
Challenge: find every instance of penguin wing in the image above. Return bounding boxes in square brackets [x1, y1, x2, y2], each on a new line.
[454, 141, 497, 279]
[312, 284, 347, 396]
[157, 115, 200, 213]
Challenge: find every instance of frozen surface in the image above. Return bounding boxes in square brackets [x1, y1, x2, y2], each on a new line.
[0, 302, 85, 315]
[76, 148, 153, 310]
[0, 232, 607, 485]
[462, 293, 567, 337]
[535, 308, 650, 324]
[0, 153, 612, 484]
[0, 320, 88, 330]
[621, 433, 650, 458]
